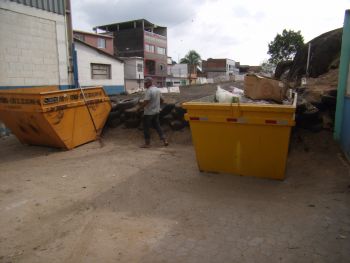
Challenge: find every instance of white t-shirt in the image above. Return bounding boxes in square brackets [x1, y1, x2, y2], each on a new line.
[144, 86, 162, 115]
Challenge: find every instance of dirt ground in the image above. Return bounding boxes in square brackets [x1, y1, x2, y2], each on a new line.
[112, 80, 244, 104]
[0, 124, 350, 263]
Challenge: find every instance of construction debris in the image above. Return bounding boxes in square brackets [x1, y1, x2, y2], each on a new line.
[244, 74, 288, 103]
[106, 97, 188, 131]
[295, 69, 338, 132]
[273, 27, 341, 132]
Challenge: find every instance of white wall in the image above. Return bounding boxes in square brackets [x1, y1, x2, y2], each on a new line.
[0, 0, 71, 87]
[234, 75, 245, 82]
[75, 42, 124, 87]
[207, 72, 228, 79]
[206, 72, 233, 82]
[124, 58, 144, 80]
[226, 59, 238, 75]
[168, 64, 188, 78]
[125, 79, 144, 94]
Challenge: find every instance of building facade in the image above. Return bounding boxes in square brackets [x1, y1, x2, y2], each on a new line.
[202, 58, 239, 82]
[73, 30, 114, 55]
[166, 64, 189, 87]
[122, 57, 144, 94]
[96, 19, 167, 87]
[74, 39, 125, 95]
[0, 0, 73, 89]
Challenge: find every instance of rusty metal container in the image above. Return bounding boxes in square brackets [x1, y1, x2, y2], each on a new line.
[0, 86, 111, 149]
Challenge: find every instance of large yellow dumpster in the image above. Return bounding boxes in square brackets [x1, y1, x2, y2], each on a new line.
[0, 86, 111, 149]
[182, 94, 297, 180]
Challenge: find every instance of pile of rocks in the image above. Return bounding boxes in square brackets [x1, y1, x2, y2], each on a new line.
[106, 97, 188, 131]
[295, 69, 338, 131]
[273, 27, 342, 132]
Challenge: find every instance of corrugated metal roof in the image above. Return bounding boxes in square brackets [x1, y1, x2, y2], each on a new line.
[10, 0, 65, 15]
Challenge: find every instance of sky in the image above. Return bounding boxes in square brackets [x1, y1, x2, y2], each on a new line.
[71, 0, 350, 65]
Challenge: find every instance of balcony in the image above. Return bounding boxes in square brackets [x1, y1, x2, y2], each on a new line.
[144, 30, 166, 40]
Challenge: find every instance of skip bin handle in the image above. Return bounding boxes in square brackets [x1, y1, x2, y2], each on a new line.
[230, 98, 242, 119]
[79, 84, 98, 134]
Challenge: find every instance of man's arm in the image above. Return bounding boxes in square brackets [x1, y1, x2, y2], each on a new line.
[139, 89, 151, 109]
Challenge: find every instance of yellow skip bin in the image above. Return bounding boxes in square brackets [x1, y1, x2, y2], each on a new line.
[182, 94, 297, 180]
[0, 86, 111, 150]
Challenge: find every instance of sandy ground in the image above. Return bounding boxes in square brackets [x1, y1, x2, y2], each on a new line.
[0, 126, 349, 263]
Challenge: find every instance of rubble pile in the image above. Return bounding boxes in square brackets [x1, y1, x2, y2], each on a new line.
[296, 69, 338, 132]
[274, 28, 342, 132]
[106, 97, 188, 131]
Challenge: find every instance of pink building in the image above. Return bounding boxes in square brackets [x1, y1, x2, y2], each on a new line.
[73, 30, 114, 55]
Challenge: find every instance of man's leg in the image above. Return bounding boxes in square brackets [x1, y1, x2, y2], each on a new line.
[152, 114, 168, 146]
[142, 115, 152, 147]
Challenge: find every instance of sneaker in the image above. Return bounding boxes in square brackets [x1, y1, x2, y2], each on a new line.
[140, 143, 151, 148]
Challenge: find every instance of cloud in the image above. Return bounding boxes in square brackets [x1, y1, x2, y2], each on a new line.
[232, 6, 250, 18]
[72, 0, 350, 64]
[72, 0, 202, 30]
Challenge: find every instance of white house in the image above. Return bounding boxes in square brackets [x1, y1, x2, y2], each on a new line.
[74, 39, 125, 95]
[203, 58, 239, 83]
[121, 57, 144, 94]
[166, 63, 189, 87]
[0, 0, 73, 89]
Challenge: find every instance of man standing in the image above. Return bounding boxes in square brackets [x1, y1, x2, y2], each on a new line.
[140, 77, 168, 148]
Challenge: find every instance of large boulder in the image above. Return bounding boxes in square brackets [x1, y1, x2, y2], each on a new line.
[275, 60, 293, 79]
[287, 28, 342, 81]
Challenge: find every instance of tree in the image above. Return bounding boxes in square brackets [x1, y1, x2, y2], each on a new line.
[260, 59, 276, 76]
[180, 50, 201, 84]
[180, 50, 201, 66]
[268, 29, 304, 65]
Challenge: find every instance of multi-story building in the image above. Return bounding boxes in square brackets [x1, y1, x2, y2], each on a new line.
[96, 19, 167, 87]
[202, 58, 239, 82]
[0, 0, 73, 89]
[73, 30, 114, 55]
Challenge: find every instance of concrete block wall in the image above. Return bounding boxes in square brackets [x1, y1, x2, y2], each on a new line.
[0, 0, 71, 88]
[75, 42, 125, 95]
[124, 58, 144, 80]
[125, 79, 144, 94]
[207, 72, 229, 80]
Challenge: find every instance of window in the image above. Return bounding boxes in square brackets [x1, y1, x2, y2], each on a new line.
[157, 47, 166, 55]
[91, 63, 111, 79]
[145, 60, 155, 75]
[97, 38, 106, 49]
[145, 44, 155, 53]
[159, 64, 165, 71]
[75, 34, 85, 42]
[137, 63, 143, 72]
